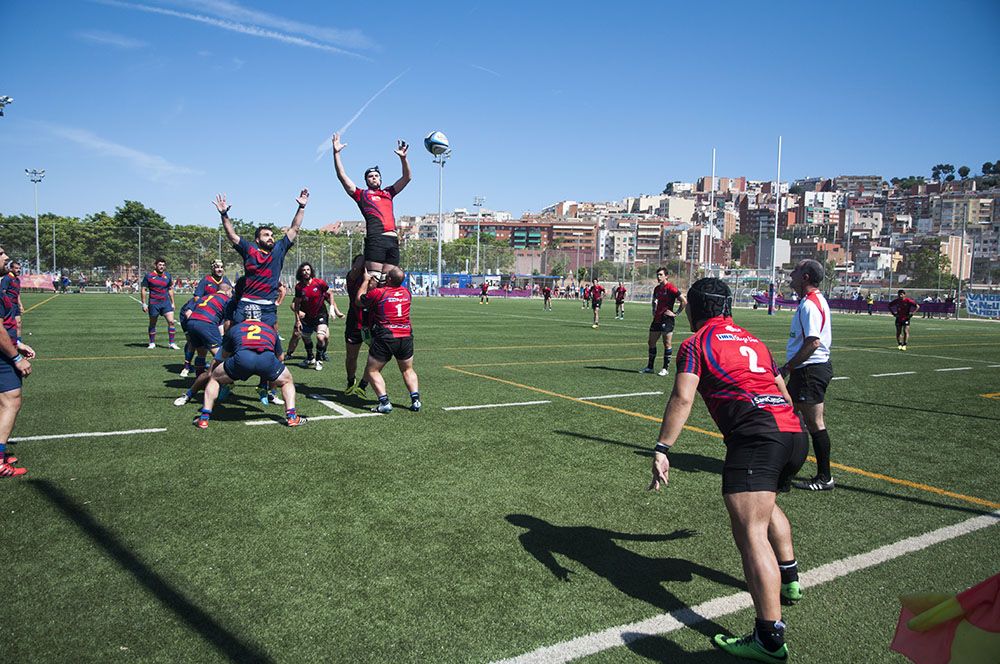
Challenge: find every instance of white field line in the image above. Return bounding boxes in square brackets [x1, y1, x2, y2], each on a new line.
[831, 376, 850, 380]
[443, 401, 552, 411]
[991, 364, 1000, 368]
[128, 295, 143, 305]
[935, 367, 972, 372]
[245, 413, 379, 426]
[871, 371, 917, 377]
[307, 393, 356, 417]
[578, 391, 664, 401]
[11, 427, 167, 442]
[493, 511, 1000, 664]
[846, 346, 994, 365]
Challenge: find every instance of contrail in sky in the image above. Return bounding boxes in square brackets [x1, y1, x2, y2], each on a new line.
[314, 69, 410, 160]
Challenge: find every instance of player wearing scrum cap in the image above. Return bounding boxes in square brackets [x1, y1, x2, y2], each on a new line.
[194, 259, 233, 297]
[331, 133, 411, 282]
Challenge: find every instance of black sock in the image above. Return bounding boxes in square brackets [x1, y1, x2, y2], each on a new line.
[647, 347, 657, 370]
[778, 559, 798, 584]
[304, 339, 314, 359]
[754, 618, 785, 651]
[663, 347, 672, 370]
[359, 379, 369, 390]
[811, 429, 832, 480]
[410, 391, 420, 402]
[378, 394, 389, 405]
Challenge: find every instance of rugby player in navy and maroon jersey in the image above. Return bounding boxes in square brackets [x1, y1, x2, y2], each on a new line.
[193, 259, 233, 297]
[1, 261, 24, 342]
[195, 315, 303, 428]
[888, 289, 920, 350]
[648, 278, 806, 663]
[174, 283, 233, 406]
[613, 282, 627, 320]
[355, 266, 419, 413]
[590, 279, 606, 328]
[332, 133, 411, 281]
[289, 262, 344, 371]
[641, 268, 687, 376]
[140, 258, 179, 350]
[0, 246, 35, 478]
[542, 285, 552, 311]
[343, 254, 371, 397]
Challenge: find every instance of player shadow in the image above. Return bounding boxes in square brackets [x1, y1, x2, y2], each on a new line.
[162, 363, 185, 374]
[821, 480, 995, 517]
[584, 365, 645, 374]
[831, 397, 1000, 422]
[29, 479, 274, 663]
[553, 430, 723, 475]
[506, 514, 746, 616]
[622, 632, 733, 663]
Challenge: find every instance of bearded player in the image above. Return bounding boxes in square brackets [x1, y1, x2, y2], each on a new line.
[290, 262, 344, 371]
[140, 258, 180, 350]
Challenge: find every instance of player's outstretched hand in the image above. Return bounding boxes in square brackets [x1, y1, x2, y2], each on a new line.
[332, 133, 346, 153]
[296, 189, 310, 207]
[648, 452, 670, 490]
[213, 194, 231, 215]
[394, 139, 408, 158]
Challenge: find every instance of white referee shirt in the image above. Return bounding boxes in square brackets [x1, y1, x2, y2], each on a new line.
[786, 289, 831, 365]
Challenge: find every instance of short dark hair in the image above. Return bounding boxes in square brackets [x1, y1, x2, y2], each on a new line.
[254, 225, 274, 239]
[656, 267, 668, 275]
[296, 262, 314, 281]
[898, 289, 905, 296]
[155, 257, 166, 264]
[386, 266, 405, 286]
[799, 259, 824, 285]
[687, 278, 733, 321]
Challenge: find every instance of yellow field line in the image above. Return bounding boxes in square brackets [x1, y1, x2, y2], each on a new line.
[22, 294, 60, 313]
[451, 356, 647, 369]
[34, 355, 169, 362]
[980, 393, 1000, 401]
[446, 365, 999, 510]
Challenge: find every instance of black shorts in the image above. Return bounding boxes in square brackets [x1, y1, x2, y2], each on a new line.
[650, 316, 676, 334]
[345, 325, 364, 346]
[722, 431, 809, 494]
[895, 318, 911, 332]
[364, 233, 400, 266]
[369, 335, 414, 363]
[787, 361, 833, 405]
[592, 299, 602, 309]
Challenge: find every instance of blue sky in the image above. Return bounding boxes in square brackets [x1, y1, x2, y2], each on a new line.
[2, 0, 999, 229]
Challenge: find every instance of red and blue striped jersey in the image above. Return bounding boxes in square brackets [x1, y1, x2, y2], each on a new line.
[194, 274, 233, 297]
[676, 316, 803, 439]
[141, 271, 173, 304]
[188, 293, 231, 325]
[352, 185, 398, 236]
[0, 293, 15, 341]
[223, 320, 279, 354]
[1, 273, 21, 306]
[235, 236, 292, 301]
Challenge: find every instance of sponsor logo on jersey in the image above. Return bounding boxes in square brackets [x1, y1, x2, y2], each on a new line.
[752, 394, 788, 407]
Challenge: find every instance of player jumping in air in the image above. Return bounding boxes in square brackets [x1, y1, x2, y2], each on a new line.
[649, 278, 806, 664]
[888, 289, 919, 350]
[641, 268, 686, 376]
[332, 133, 410, 282]
[355, 266, 420, 413]
[290, 262, 344, 371]
[140, 258, 179, 350]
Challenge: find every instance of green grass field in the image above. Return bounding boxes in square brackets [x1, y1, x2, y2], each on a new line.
[4, 292, 999, 663]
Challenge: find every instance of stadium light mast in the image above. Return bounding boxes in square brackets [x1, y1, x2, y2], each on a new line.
[769, 136, 782, 315]
[0, 95, 13, 117]
[473, 195, 485, 275]
[957, 214, 968, 319]
[707, 147, 716, 276]
[25, 169, 45, 273]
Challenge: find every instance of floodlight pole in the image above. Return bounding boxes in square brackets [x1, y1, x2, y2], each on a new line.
[473, 195, 485, 275]
[957, 214, 968, 319]
[769, 136, 782, 315]
[26, 169, 45, 273]
[434, 150, 451, 292]
[707, 147, 716, 276]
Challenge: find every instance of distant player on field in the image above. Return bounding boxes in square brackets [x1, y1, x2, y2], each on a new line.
[356, 266, 420, 413]
[479, 282, 490, 305]
[582, 284, 591, 309]
[613, 281, 627, 320]
[195, 314, 303, 429]
[542, 285, 552, 311]
[641, 268, 686, 376]
[887, 289, 919, 351]
[290, 262, 344, 371]
[140, 258, 179, 350]
[332, 133, 411, 281]
[590, 278, 606, 328]
[649, 277, 807, 663]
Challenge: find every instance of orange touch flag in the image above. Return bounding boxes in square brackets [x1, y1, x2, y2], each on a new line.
[891, 572, 1000, 663]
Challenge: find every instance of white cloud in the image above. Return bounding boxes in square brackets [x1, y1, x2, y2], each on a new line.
[44, 124, 201, 181]
[77, 29, 147, 49]
[95, 0, 372, 60]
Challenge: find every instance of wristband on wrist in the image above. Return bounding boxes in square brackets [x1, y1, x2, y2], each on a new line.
[11, 353, 23, 363]
[654, 443, 672, 454]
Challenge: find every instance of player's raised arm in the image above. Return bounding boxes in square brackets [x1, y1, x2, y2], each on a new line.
[285, 189, 309, 244]
[390, 139, 411, 193]
[649, 372, 699, 491]
[355, 273, 377, 308]
[214, 194, 240, 245]
[332, 134, 358, 196]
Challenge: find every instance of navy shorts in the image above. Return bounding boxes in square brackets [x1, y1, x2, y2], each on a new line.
[186, 320, 223, 350]
[234, 301, 278, 328]
[148, 302, 174, 318]
[722, 431, 809, 494]
[0, 356, 22, 394]
[223, 350, 285, 382]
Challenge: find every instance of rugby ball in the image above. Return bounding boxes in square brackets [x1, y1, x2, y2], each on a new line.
[424, 131, 450, 155]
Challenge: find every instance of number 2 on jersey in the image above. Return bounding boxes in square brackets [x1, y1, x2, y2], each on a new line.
[739, 345, 767, 373]
[245, 324, 262, 340]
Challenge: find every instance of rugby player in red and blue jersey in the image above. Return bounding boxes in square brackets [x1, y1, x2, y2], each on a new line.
[196, 316, 303, 428]
[1, 261, 24, 342]
[193, 259, 233, 297]
[648, 278, 806, 663]
[0, 246, 35, 478]
[174, 283, 233, 406]
[356, 266, 419, 413]
[332, 133, 411, 281]
[140, 258, 179, 350]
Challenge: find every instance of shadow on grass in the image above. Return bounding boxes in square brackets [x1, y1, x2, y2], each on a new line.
[585, 365, 645, 375]
[623, 632, 734, 662]
[30, 480, 274, 663]
[506, 514, 745, 618]
[554, 430, 722, 475]
[831, 397, 1000, 422]
[829, 480, 995, 517]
